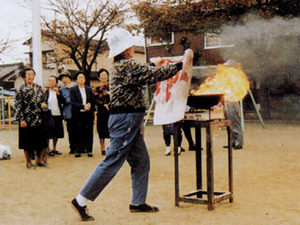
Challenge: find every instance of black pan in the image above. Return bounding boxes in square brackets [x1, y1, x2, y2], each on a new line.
[187, 94, 224, 109]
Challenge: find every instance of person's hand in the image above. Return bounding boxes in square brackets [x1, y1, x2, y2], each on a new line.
[54, 87, 59, 94]
[154, 59, 167, 66]
[104, 104, 109, 110]
[85, 103, 91, 111]
[140, 123, 145, 136]
[41, 103, 48, 109]
[20, 121, 27, 128]
[175, 61, 183, 71]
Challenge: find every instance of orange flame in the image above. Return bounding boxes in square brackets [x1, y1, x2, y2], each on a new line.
[190, 64, 250, 102]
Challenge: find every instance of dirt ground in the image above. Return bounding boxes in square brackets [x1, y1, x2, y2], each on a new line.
[0, 121, 300, 225]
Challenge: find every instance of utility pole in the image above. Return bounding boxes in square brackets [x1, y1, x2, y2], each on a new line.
[32, 0, 43, 86]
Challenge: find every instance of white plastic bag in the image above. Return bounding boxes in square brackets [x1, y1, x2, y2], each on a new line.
[0, 145, 11, 159]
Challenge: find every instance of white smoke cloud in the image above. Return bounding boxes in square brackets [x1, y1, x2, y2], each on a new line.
[221, 13, 300, 85]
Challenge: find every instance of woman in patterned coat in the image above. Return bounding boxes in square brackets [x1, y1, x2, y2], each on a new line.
[15, 68, 48, 169]
[93, 68, 110, 155]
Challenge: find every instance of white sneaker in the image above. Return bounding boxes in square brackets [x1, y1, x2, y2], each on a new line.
[165, 146, 171, 156]
[178, 147, 182, 155]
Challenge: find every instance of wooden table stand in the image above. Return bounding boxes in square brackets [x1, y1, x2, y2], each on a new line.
[174, 119, 233, 211]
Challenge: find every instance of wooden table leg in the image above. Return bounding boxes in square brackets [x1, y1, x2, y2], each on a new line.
[174, 123, 180, 206]
[206, 123, 214, 211]
[195, 125, 202, 198]
[174, 120, 233, 210]
[227, 123, 234, 203]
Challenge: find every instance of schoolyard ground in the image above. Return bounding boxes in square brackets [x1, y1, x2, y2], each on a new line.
[0, 121, 300, 225]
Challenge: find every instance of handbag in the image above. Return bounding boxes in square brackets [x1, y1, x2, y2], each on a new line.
[41, 109, 54, 130]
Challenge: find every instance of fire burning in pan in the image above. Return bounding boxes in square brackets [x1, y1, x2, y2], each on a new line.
[190, 64, 250, 102]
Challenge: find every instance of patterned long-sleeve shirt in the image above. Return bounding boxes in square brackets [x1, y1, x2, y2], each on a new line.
[15, 83, 47, 126]
[109, 58, 181, 114]
[93, 84, 110, 106]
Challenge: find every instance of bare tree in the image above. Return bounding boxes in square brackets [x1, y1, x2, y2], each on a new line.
[0, 35, 12, 61]
[42, 0, 130, 84]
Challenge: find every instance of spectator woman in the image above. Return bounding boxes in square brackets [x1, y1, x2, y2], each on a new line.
[15, 68, 48, 169]
[59, 70, 77, 154]
[70, 71, 95, 158]
[45, 75, 65, 156]
[93, 68, 110, 155]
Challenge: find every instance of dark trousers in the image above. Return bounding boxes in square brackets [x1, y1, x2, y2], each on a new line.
[162, 123, 182, 147]
[182, 126, 195, 146]
[75, 112, 94, 153]
[225, 101, 244, 147]
[66, 118, 77, 153]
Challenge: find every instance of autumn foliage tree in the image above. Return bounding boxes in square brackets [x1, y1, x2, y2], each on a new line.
[42, 0, 131, 84]
[132, 0, 300, 37]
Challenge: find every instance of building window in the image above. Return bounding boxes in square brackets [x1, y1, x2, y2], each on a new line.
[146, 32, 174, 46]
[43, 51, 56, 69]
[204, 32, 234, 49]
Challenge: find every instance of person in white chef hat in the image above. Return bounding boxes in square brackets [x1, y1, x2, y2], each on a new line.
[70, 27, 183, 221]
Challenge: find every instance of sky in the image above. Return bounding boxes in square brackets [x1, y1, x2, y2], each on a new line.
[0, 0, 143, 65]
[0, 0, 34, 64]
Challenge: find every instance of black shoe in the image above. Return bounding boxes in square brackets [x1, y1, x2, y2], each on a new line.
[101, 151, 106, 156]
[71, 198, 94, 221]
[47, 150, 55, 156]
[189, 145, 196, 151]
[75, 153, 81, 158]
[181, 147, 185, 152]
[234, 146, 243, 150]
[53, 150, 62, 155]
[37, 163, 48, 167]
[88, 153, 93, 157]
[129, 204, 159, 213]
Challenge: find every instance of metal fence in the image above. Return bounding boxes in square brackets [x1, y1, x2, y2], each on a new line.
[0, 96, 15, 130]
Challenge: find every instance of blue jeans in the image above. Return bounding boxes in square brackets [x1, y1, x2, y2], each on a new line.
[80, 112, 150, 205]
[162, 123, 182, 147]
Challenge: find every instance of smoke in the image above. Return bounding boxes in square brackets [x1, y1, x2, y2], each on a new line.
[220, 13, 300, 89]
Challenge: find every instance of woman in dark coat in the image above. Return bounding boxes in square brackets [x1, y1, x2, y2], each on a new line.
[15, 68, 48, 169]
[70, 71, 95, 158]
[93, 69, 110, 155]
